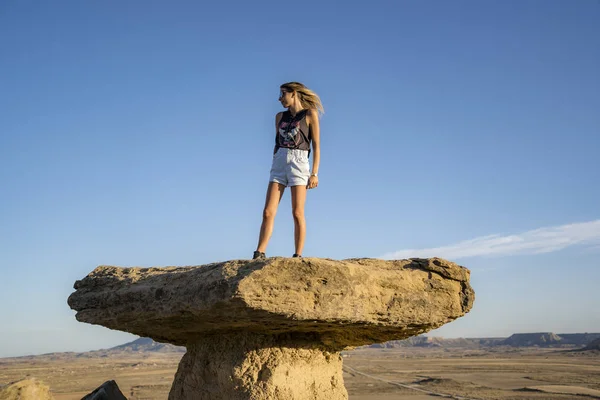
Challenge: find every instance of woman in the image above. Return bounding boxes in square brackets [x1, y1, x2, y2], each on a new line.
[253, 82, 324, 259]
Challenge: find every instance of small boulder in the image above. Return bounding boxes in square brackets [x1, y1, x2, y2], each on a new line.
[0, 379, 54, 400]
[81, 380, 126, 400]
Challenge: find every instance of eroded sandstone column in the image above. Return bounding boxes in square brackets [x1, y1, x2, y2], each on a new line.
[169, 332, 346, 400]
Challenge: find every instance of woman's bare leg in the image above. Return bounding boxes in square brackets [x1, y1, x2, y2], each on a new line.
[291, 185, 308, 256]
[256, 182, 286, 253]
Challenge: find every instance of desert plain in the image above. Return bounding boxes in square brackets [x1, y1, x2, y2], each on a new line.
[1, 344, 599, 399]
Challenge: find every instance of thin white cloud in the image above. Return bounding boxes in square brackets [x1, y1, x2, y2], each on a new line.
[381, 220, 600, 260]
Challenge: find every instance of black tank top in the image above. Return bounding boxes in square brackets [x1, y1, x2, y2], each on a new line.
[275, 110, 311, 152]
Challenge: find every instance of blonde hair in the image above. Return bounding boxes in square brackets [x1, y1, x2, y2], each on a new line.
[281, 82, 324, 115]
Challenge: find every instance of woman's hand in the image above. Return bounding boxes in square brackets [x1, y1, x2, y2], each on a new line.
[307, 175, 319, 189]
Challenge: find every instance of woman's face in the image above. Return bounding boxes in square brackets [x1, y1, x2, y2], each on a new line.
[279, 88, 293, 107]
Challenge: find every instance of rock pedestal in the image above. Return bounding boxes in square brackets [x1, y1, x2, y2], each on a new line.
[68, 257, 475, 400]
[170, 332, 345, 400]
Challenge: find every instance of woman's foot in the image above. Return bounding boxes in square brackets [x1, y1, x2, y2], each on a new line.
[253, 251, 266, 260]
[292, 253, 302, 258]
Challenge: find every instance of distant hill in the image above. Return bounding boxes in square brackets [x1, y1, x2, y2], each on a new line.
[500, 333, 600, 347]
[367, 332, 600, 350]
[370, 336, 442, 348]
[108, 337, 185, 353]
[370, 336, 483, 349]
[501, 332, 563, 347]
[582, 338, 600, 351]
[0, 338, 185, 361]
[558, 333, 600, 346]
[367, 336, 504, 349]
[472, 337, 506, 347]
[72, 333, 600, 353]
[4, 332, 600, 360]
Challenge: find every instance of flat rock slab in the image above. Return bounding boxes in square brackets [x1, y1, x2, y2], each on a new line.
[68, 257, 474, 348]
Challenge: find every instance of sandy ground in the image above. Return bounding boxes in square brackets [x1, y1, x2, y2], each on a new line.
[344, 347, 600, 399]
[1, 347, 598, 399]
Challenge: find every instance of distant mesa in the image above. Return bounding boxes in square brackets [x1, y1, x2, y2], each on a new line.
[500, 332, 600, 348]
[367, 332, 600, 350]
[0, 379, 53, 400]
[501, 332, 563, 347]
[113, 333, 600, 353]
[559, 333, 600, 346]
[371, 336, 447, 348]
[68, 257, 474, 400]
[369, 336, 483, 349]
[582, 337, 600, 351]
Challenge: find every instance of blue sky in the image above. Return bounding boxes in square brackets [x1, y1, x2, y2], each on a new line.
[1, 0, 599, 358]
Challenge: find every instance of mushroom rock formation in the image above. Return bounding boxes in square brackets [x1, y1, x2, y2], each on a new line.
[68, 257, 475, 400]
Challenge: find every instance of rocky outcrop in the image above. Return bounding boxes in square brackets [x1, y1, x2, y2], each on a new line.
[68, 257, 474, 399]
[82, 380, 126, 400]
[0, 379, 54, 400]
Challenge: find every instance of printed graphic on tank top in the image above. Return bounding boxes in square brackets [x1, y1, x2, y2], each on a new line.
[276, 110, 311, 152]
[278, 120, 300, 147]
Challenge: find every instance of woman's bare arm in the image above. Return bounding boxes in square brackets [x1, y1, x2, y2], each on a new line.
[308, 109, 320, 174]
[307, 109, 320, 189]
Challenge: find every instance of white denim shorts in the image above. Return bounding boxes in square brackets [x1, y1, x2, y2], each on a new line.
[269, 148, 310, 187]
